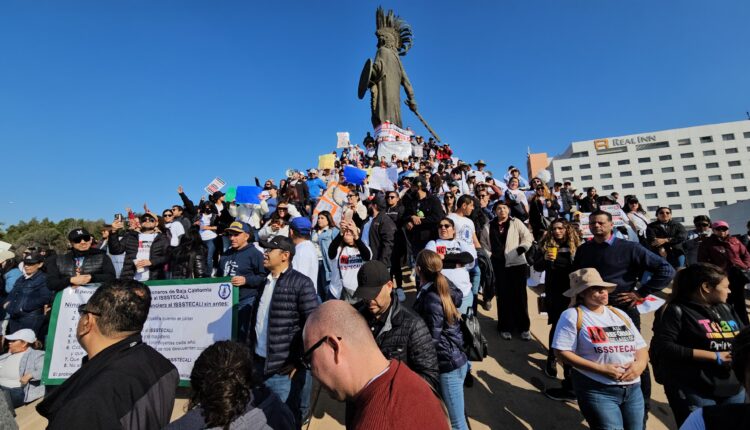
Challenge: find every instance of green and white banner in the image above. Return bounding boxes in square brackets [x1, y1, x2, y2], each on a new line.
[42, 277, 238, 387]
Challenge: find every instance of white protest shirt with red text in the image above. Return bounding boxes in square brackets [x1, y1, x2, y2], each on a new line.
[329, 245, 369, 299]
[133, 233, 157, 282]
[552, 305, 646, 385]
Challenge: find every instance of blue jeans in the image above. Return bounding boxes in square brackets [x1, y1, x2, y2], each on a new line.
[254, 359, 292, 402]
[458, 294, 473, 315]
[1, 385, 24, 408]
[572, 371, 644, 430]
[440, 362, 469, 430]
[204, 239, 215, 275]
[664, 384, 746, 427]
[290, 368, 313, 423]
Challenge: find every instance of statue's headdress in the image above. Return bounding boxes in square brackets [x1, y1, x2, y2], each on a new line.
[375, 6, 413, 56]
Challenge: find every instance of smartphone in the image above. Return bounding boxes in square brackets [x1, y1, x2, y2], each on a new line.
[115, 213, 123, 222]
[344, 209, 354, 224]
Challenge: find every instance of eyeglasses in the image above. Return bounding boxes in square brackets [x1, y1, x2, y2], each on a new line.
[163, 213, 173, 217]
[387, 195, 397, 200]
[438, 224, 452, 229]
[142, 218, 156, 223]
[697, 223, 710, 227]
[226, 232, 242, 237]
[301, 336, 341, 370]
[77, 304, 101, 317]
[277, 207, 288, 211]
[72, 235, 92, 243]
[714, 227, 729, 232]
[658, 211, 671, 215]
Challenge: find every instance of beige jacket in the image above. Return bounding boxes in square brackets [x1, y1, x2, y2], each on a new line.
[480, 217, 534, 267]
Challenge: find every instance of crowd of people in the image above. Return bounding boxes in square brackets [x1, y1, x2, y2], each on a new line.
[0, 131, 749, 429]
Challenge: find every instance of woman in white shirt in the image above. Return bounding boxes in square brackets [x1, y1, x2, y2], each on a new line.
[425, 217, 476, 315]
[624, 197, 650, 242]
[327, 219, 371, 304]
[0, 329, 45, 407]
[552, 268, 648, 430]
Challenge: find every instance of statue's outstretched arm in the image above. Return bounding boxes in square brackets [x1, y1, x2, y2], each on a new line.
[400, 61, 417, 112]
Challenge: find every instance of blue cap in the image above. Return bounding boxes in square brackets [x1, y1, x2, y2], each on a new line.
[290, 217, 312, 236]
[225, 221, 252, 234]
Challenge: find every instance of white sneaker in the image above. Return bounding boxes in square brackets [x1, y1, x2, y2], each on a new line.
[520, 331, 532, 341]
[396, 288, 406, 303]
[500, 332, 512, 340]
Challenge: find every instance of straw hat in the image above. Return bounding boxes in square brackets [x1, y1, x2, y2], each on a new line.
[563, 268, 617, 297]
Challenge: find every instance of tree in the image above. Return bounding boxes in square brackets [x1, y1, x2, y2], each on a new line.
[1, 217, 106, 253]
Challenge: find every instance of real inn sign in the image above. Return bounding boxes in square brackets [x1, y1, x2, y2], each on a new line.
[593, 134, 658, 150]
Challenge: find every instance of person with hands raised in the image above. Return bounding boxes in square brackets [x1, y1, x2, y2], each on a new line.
[553, 268, 649, 430]
[108, 213, 170, 281]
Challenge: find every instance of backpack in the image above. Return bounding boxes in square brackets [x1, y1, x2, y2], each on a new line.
[460, 308, 488, 362]
[650, 303, 682, 384]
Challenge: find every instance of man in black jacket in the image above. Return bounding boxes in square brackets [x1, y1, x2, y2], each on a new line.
[354, 261, 439, 390]
[368, 194, 397, 269]
[47, 228, 116, 291]
[403, 176, 445, 257]
[37, 280, 178, 429]
[646, 207, 688, 268]
[109, 213, 171, 280]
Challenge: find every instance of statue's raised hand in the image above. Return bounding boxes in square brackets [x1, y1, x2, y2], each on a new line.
[406, 99, 418, 112]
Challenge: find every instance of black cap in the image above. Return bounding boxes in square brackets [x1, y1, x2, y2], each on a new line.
[23, 252, 44, 265]
[212, 191, 225, 200]
[68, 228, 92, 242]
[259, 236, 295, 257]
[373, 194, 387, 210]
[355, 261, 391, 300]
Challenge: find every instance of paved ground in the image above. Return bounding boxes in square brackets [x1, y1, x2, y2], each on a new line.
[16, 282, 681, 430]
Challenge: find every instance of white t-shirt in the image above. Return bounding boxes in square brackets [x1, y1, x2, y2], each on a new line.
[199, 215, 217, 241]
[329, 245, 369, 299]
[165, 221, 185, 247]
[254, 275, 278, 358]
[134, 232, 157, 282]
[293, 240, 319, 291]
[448, 214, 476, 249]
[0, 350, 27, 388]
[552, 306, 646, 385]
[425, 238, 476, 298]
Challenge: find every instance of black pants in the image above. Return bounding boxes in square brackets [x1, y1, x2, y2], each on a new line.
[493, 262, 530, 333]
[728, 268, 749, 326]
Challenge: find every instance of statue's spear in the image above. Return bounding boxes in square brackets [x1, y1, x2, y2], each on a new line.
[407, 101, 442, 143]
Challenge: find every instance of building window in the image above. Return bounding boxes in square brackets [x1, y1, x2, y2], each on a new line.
[706, 162, 719, 168]
[658, 154, 672, 161]
[661, 167, 675, 173]
[668, 204, 682, 210]
[640, 169, 653, 175]
[602, 185, 614, 191]
[700, 136, 713, 143]
[622, 183, 634, 189]
[642, 181, 655, 187]
[647, 206, 659, 211]
[637, 157, 651, 163]
[561, 166, 572, 171]
[703, 150, 716, 156]
[722, 133, 735, 141]
[598, 162, 610, 167]
[600, 173, 613, 179]
[666, 191, 680, 197]
[571, 151, 589, 158]
[725, 148, 739, 154]
[664, 179, 677, 185]
[729, 160, 742, 167]
[618, 159, 630, 165]
[563, 177, 574, 183]
[620, 171, 633, 177]
[677, 138, 691, 146]
[688, 190, 702, 196]
[636, 141, 669, 151]
[683, 165, 697, 171]
[711, 188, 725, 194]
[580, 163, 591, 169]
[732, 173, 745, 180]
[744, 132, 750, 139]
[709, 175, 722, 181]
[581, 175, 592, 180]
[686, 177, 700, 183]
[735, 186, 748, 192]
[680, 152, 694, 159]
[644, 193, 658, 199]
[673, 217, 685, 223]
[715, 201, 727, 207]
[691, 203, 705, 209]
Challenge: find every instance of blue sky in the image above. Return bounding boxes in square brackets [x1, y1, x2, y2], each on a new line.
[1, 1, 748, 225]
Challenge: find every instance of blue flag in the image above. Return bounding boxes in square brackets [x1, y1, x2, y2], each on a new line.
[343, 166, 367, 185]
[235, 186, 262, 204]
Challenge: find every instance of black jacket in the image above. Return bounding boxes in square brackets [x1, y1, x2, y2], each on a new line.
[46, 248, 116, 291]
[413, 281, 468, 373]
[4, 271, 53, 317]
[248, 267, 319, 376]
[368, 211, 397, 268]
[169, 246, 208, 279]
[651, 301, 744, 397]
[107, 230, 171, 280]
[179, 192, 198, 222]
[403, 192, 445, 245]
[37, 333, 179, 430]
[646, 220, 687, 257]
[357, 295, 439, 390]
[529, 197, 560, 235]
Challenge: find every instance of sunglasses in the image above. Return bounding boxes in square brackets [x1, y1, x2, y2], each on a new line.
[277, 207, 288, 211]
[438, 224, 452, 229]
[163, 213, 173, 217]
[142, 218, 156, 223]
[72, 235, 92, 243]
[387, 195, 397, 199]
[226, 232, 243, 237]
[697, 223, 709, 227]
[301, 336, 341, 370]
[77, 304, 101, 317]
[714, 227, 729, 232]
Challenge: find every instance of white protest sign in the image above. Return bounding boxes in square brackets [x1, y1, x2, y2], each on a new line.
[378, 141, 412, 161]
[43, 278, 237, 386]
[636, 295, 666, 314]
[369, 167, 394, 192]
[337, 132, 350, 148]
[204, 177, 226, 195]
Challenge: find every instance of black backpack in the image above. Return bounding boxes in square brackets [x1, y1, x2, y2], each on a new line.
[650, 303, 682, 384]
[460, 308, 488, 362]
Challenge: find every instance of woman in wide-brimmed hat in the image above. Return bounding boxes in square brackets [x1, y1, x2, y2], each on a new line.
[552, 268, 649, 430]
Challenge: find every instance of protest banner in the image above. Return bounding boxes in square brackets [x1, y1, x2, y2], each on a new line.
[637, 294, 666, 314]
[318, 153, 336, 170]
[579, 204, 628, 239]
[378, 141, 412, 161]
[235, 185, 262, 204]
[369, 167, 394, 191]
[374, 121, 413, 143]
[336, 132, 350, 148]
[42, 278, 237, 387]
[313, 195, 343, 224]
[204, 177, 226, 195]
[343, 165, 367, 185]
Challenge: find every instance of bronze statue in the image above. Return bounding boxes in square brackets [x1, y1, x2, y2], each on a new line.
[359, 7, 442, 141]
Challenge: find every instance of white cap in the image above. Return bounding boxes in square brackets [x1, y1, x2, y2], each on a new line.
[0, 250, 14, 264]
[6, 329, 36, 344]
